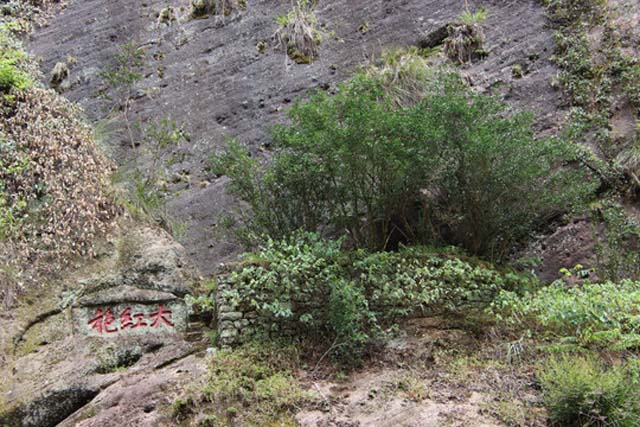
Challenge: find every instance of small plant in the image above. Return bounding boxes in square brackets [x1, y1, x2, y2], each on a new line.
[112, 118, 187, 235]
[171, 396, 195, 422]
[197, 415, 221, 427]
[459, 7, 488, 26]
[394, 371, 428, 401]
[539, 355, 640, 427]
[158, 5, 176, 25]
[190, 0, 244, 19]
[99, 41, 144, 148]
[363, 47, 437, 107]
[623, 65, 640, 111]
[512, 63, 524, 78]
[273, 0, 323, 64]
[328, 279, 376, 367]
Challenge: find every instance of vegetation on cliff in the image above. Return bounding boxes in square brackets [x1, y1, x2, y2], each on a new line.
[3, 0, 640, 426]
[0, 12, 119, 308]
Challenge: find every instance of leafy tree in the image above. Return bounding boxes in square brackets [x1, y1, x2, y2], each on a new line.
[215, 71, 596, 259]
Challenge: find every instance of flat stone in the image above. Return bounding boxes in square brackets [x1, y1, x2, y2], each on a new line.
[219, 328, 238, 339]
[75, 286, 178, 307]
[217, 305, 234, 313]
[234, 319, 250, 329]
[219, 311, 242, 321]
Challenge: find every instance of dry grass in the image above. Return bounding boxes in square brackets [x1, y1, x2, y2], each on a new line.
[443, 8, 487, 65]
[49, 61, 68, 86]
[191, 0, 246, 19]
[444, 24, 486, 64]
[273, 0, 322, 64]
[364, 47, 440, 107]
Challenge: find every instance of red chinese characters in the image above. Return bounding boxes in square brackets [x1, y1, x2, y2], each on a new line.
[88, 308, 118, 334]
[87, 304, 174, 335]
[150, 304, 174, 328]
[119, 307, 147, 330]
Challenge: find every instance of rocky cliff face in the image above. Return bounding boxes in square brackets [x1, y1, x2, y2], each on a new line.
[0, 224, 203, 427]
[2, 0, 638, 426]
[28, 0, 564, 274]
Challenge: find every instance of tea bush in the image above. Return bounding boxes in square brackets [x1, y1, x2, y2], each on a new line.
[219, 232, 530, 366]
[215, 71, 595, 259]
[491, 279, 640, 350]
[539, 355, 640, 427]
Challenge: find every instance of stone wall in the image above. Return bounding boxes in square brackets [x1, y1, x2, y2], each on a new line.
[216, 280, 257, 347]
[215, 274, 334, 347]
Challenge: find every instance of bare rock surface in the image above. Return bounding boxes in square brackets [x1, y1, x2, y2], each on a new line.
[0, 225, 206, 427]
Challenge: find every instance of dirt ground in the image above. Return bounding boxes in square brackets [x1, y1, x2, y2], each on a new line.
[295, 317, 546, 427]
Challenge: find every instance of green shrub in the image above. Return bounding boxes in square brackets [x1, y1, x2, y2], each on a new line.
[553, 29, 595, 108]
[542, 0, 606, 25]
[593, 201, 640, 282]
[220, 232, 530, 366]
[491, 279, 640, 350]
[215, 72, 595, 259]
[539, 355, 640, 427]
[0, 25, 31, 97]
[0, 62, 29, 94]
